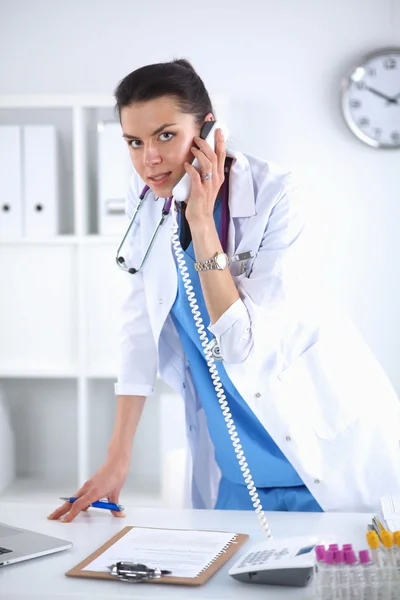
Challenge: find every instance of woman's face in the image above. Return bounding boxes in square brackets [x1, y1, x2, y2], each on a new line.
[121, 96, 212, 197]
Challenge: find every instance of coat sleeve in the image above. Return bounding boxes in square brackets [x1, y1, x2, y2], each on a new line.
[114, 176, 158, 397]
[208, 174, 313, 365]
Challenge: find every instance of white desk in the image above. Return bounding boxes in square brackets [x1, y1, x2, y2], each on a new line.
[0, 502, 372, 599]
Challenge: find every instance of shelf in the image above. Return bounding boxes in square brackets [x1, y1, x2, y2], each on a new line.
[0, 476, 78, 504]
[0, 476, 162, 508]
[0, 234, 121, 246]
[0, 372, 129, 379]
[0, 372, 164, 381]
[0, 235, 78, 246]
[85, 372, 117, 379]
[81, 235, 121, 245]
[0, 370, 79, 378]
[0, 94, 114, 109]
[0, 94, 166, 510]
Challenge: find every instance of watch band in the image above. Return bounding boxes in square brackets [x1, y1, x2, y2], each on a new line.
[194, 252, 228, 272]
[194, 255, 219, 272]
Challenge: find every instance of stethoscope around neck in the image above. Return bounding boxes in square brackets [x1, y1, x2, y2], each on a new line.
[116, 164, 231, 274]
[116, 173, 231, 362]
[116, 186, 174, 274]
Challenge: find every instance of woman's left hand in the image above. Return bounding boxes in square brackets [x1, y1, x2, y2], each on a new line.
[184, 128, 226, 227]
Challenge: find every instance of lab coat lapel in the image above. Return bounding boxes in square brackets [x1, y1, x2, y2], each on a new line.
[226, 148, 257, 258]
[141, 193, 177, 346]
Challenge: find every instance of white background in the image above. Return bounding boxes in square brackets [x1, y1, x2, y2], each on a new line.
[1, 0, 399, 390]
[0, 0, 399, 500]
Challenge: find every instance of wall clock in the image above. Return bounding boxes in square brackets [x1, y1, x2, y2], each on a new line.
[341, 48, 400, 149]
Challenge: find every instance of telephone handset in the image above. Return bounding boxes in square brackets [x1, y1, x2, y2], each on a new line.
[172, 120, 230, 202]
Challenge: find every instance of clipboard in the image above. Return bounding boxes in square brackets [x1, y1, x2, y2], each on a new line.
[66, 526, 249, 586]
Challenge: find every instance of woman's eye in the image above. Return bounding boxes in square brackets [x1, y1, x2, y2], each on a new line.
[159, 132, 174, 142]
[129, 140, 142, 149]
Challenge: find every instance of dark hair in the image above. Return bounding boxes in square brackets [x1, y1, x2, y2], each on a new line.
[114, 58, 214, 125]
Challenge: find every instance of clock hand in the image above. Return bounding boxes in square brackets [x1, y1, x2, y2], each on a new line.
[364, 85, 397, 104]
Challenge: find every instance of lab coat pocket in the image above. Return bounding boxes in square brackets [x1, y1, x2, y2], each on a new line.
[229, 261, 246, 277]
[277, 340, 364, 441]
[229, 262, 246, 287]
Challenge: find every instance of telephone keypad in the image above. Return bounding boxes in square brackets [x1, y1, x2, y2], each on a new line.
[238, 547, 291, 568]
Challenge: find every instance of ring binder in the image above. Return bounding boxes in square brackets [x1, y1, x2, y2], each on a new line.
[197, 533, 239, 576]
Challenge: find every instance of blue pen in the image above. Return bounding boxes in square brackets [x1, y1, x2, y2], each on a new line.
[60, 497, 124, 511]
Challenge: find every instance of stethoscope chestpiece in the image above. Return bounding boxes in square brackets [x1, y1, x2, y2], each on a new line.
[208, 338, 223, 361]
[108, 561, 171, 583]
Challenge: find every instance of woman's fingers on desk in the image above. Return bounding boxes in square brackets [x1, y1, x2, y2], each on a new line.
[47, 481, 92, 522]
[47, 485, 125, 522]
[60, 493, 94, 522]
[47, 459, 128, 522]
[47, 499, 75, 521]
[108, 490, 126, 518]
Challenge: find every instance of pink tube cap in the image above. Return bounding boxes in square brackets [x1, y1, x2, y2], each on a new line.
[324, 550, 334, 565]
[344, 550, 357, 565]
[328, 544, 339, 551]
[315, 545, 325, 561]
[359, 550, 371, 564]
[334, 550, 344, 563]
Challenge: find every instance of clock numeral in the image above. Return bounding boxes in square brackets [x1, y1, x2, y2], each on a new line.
[367, 67, 377, 77]
[350, 99, 362, 109]
[383, 57, 397, 70]
[373, 128, 382, 139]
[355, 81, 366, 90]
[359, 117, 370, 127]
[391, 131, 400, 143]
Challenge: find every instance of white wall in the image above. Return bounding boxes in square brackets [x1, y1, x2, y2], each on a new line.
[1, 0, 400, 392]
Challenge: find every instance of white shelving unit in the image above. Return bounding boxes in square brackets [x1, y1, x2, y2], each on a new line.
[0, 95, 187, 508]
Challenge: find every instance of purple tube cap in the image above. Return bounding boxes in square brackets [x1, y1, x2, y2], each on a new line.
[315, 545, 325, 561]
[344, 550, 357, 565]
[328, 544, 339, 551]
[334, 550, 344, 563]
[359, 550, 371, 564]
[342, 544, 353, 551]
[324, 550, 334, 564]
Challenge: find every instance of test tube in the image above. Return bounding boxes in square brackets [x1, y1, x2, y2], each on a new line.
[334, 549, 350, 600]
[344, 550, 364, 600]
[367, 531, 385, 567]
[381, 530, 398, 598]
[314, 545, 325, 599]
[359, 550, 378, 600]
[393, 531, 400, 571]
[320, 550, 336, 600]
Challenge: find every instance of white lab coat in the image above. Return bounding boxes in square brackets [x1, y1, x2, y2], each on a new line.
[115, 148, 400, 512]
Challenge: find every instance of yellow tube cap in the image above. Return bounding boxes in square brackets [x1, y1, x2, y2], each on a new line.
[393, 531, 400, 546]
[381, 530, 394, 548]
[366, 531, 380, 549]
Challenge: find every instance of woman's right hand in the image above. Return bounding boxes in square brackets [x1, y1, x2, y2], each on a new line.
[47, 455, 130, 523]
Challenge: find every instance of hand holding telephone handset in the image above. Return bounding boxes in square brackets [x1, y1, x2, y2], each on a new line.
[115, 120, 229, 275]
[172, 120, 230, 202]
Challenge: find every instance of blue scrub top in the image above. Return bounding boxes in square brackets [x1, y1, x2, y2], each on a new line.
[171, 195, 322, 512]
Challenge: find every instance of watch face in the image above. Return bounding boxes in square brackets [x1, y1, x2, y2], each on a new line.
[341, 47, 400, 149]
[216, 253, 228, 269]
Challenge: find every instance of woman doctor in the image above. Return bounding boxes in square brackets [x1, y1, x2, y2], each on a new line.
[49, 59, 400, 523]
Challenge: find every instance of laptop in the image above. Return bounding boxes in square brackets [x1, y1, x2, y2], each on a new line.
[0, 522, 72, 566]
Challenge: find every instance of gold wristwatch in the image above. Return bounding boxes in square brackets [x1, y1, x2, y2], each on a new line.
[194, 252, 229, 272]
